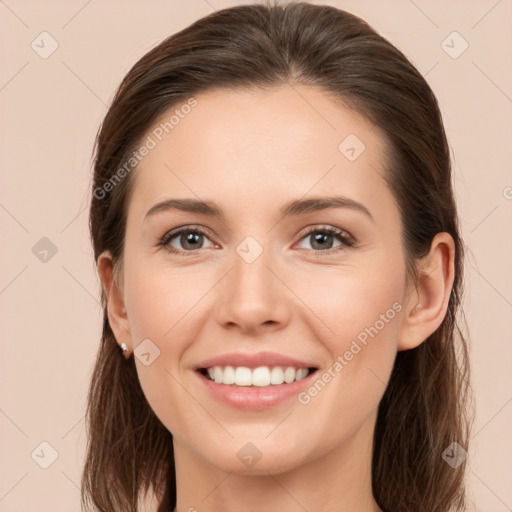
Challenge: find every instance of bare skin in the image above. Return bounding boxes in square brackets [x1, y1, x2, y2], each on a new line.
[98, 84, 455, 512]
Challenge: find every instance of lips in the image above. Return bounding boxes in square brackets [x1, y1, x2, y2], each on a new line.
[193, 351, 319, 409]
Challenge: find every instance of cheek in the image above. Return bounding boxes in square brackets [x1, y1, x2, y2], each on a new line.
[287, 258, 405, 355]
[332, 276, 403, 354]
[291, 257, 404, 422]
[122, 259, 219, 426]
[124, 260, 205, 347]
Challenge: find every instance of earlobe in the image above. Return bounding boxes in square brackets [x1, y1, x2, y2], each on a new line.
[97, 250, 132, 355]
[397, 232, 455, 351]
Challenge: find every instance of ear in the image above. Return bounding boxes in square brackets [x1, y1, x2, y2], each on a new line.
[397, 232, 455, 351]
[97, 250, 132, 356]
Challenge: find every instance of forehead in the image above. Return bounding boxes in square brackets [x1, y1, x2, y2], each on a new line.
[127, 84, 397, 225]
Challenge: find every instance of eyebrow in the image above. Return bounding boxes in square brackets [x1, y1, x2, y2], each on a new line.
[144, 195, 373, 221]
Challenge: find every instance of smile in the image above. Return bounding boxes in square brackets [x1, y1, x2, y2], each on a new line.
[200, 365, 312, 387]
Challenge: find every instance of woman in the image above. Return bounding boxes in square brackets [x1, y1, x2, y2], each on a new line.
[82, 2, 472, 511]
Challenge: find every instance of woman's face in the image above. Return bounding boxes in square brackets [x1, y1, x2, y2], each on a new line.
[119, 84, 411, 474]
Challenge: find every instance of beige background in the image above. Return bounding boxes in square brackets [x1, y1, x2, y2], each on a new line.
[1, 0, 511, 510]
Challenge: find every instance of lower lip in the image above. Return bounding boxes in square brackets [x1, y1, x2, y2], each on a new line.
[195, 370, 316, 410]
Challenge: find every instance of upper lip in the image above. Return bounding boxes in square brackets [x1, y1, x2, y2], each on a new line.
[195, 351, 318, 370]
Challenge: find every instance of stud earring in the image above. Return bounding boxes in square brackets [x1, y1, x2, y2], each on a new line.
[120, 342, 129, 358]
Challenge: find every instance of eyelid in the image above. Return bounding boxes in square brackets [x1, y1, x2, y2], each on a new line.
[293, 224, 355, 253]
[159, 224, 216, 255]
[295, 224, 355, 245]
[158, 223, 356, 255]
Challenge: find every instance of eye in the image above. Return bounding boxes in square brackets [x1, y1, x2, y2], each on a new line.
[159, 225, 216, 255]
[295, 225, 355, 253]
[159, 224, 355, 256]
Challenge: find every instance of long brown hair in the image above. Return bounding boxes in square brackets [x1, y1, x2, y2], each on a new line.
[82, 2, 473, 511]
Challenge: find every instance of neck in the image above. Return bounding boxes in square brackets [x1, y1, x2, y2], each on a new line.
[172, 412, 382, 512]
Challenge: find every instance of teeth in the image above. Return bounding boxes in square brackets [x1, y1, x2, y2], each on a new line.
[270, 366, 284, 385]
[234, 367, 252, 386]
[284, 367, 296, 383]
[213, 366, 223, 384]
[252, 367, 270, 387]
[203, 366, 311, 386]
[223, 365, 235, 385]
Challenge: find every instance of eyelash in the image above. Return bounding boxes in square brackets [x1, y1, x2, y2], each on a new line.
[158, 224, 355, 257]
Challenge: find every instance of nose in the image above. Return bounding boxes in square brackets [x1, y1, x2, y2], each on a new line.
[215, 242, 291, 334]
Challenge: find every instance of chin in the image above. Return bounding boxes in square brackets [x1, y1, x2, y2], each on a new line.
[197, 438, 313, 476]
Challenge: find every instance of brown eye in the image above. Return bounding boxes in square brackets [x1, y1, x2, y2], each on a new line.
[160, 226, 215, 254]
[296, 226, 354, 253]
